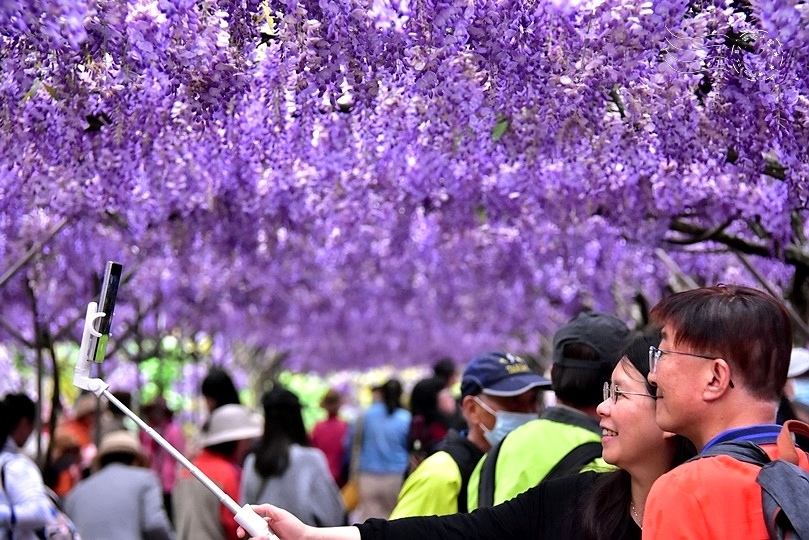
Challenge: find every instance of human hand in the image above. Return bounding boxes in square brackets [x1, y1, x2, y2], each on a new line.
[236, 504, 309, 540]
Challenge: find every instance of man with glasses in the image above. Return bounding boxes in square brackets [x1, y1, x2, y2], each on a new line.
[644, 284, 809, 538]
[467, 311, 631, 510]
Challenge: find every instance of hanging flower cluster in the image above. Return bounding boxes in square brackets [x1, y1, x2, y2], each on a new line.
[0, 0, 805, 371]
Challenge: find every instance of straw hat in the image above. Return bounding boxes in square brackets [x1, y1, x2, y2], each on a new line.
[199, 404, 263, 447]
[73, 393, 100, 419]
[94, 430, 147, 468]
[51, 430, 81, 458]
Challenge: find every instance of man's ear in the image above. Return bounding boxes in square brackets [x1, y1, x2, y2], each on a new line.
[461, 395, 479, 424]
[662, 430, 678, 440]
[704, 358, 734, 402]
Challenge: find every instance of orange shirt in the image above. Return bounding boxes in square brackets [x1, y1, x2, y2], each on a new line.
[644, 443, 809, 539]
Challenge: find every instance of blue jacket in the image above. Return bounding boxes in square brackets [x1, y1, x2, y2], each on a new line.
[356, 402, 411, 474]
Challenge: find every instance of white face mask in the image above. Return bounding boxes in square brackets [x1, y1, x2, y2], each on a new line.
[793, 379, 809, 406]
[474, 396, 536, 446]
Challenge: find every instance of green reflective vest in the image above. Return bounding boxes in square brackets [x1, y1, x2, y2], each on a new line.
[467, 409, 613, 511]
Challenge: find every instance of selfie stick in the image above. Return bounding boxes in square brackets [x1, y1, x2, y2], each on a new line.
[73, 280, 276, 539]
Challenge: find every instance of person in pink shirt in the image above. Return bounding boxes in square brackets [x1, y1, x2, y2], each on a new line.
[311, 388, 350, 487]
[140, 397, 186, 524]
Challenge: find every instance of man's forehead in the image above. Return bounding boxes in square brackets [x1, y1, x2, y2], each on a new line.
[660, 324, 680, 343]
[483, 389, 539, 404]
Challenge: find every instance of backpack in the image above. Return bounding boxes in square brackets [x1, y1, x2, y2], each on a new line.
[1, 456, 82, 540]
[432, 431, 484, 513]
[689, 420, 809, 540]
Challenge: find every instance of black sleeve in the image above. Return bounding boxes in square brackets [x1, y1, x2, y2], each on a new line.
[356, 472, 600, 540]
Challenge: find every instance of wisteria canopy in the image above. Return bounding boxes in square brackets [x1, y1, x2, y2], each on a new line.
[0, 0, 807, 375]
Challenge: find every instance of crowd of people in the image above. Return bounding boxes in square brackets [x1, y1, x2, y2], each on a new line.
[2, 285, 809, 540]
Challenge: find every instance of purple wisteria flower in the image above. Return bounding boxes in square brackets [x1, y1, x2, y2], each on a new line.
[0, 0, 806, 376]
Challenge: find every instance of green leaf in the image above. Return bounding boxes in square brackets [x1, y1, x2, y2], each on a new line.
[21, 79, 41, 103]
[491, 117, 509, 142]
[42, 84, 58, 99]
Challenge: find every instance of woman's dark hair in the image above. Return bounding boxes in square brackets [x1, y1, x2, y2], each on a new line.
[253, 385, 308, 478]
[0, 399, 10, 448]
[432, 357, 456, 386]
[381, 379, 403, 415]
[207, 440, 238, 457]
[581, 331, 697, 540]
[409, 377, 446, 424]
[201, 367, 241, 410]
[4, 393, 36, 426]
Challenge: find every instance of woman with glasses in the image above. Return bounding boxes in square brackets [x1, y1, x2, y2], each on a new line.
[237, 333, 696, 540]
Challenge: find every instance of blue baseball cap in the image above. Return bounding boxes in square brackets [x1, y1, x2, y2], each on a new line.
[460, 352, 551, 398]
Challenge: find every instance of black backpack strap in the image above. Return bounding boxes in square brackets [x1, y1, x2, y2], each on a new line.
[689, 440, 772, 467]
[437, 434, 484, 513]
[477, 434, 507, 508]
[542, 442, 603, 483]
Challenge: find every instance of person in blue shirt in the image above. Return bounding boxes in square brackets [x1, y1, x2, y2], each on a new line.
[352, 379, 410, 521]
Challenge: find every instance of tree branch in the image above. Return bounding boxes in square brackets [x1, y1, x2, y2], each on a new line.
[666, 217, 736, 245]
[734, 251, 809, 340]
[0, 317, 33, 346]
[0, 217, 69, 289]
[654, 248, 700, 291]
[667, 219, 809, 272]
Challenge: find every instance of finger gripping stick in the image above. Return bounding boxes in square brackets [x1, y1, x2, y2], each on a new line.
[235, 505, 278, 540]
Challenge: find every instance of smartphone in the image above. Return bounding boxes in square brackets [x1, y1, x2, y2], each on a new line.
[89, 261, 122, 363]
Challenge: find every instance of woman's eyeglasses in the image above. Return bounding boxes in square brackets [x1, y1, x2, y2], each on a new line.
[602, 381, 657, 404]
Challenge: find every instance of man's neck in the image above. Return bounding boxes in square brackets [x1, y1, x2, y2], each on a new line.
[692, 396, 778, 450]
[466, 430, 490, 453]
[555, 400, 599, 422]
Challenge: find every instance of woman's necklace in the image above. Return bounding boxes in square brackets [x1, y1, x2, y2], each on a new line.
[630, 500, 643, 529]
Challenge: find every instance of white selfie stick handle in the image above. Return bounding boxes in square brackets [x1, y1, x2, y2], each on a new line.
[235, 505, 277, 539]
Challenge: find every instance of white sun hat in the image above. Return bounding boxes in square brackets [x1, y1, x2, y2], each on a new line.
[199, 404, 263, 447]
[788, 347, 809, 379]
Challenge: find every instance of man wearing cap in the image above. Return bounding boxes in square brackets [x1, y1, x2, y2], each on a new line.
[173, 404, 263, 540]
[389, 351, 550, 518]
[467, 311, 631, 510]
[63, 430, 173, 540]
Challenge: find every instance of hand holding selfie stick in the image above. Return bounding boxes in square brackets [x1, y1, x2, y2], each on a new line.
[73, 262, 276, 540]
